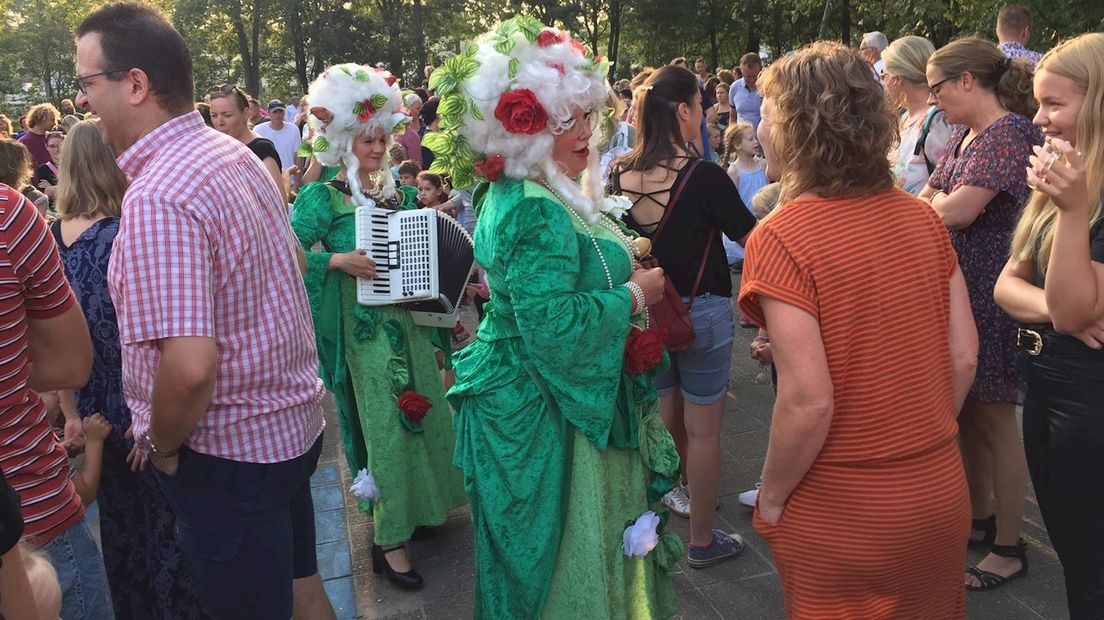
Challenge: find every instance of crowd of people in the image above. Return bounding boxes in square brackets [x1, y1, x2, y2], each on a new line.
[0, 1, 1100, 619]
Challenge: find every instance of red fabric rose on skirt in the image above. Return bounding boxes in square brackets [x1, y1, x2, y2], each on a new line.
[624, 327, 665, 374]
[474, 154, 505, 181]
[397, 390, 431, 423]
[494, 89, 548, 135]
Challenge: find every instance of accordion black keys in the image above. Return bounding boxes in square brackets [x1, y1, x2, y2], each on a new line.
[354, 206, 476, 327]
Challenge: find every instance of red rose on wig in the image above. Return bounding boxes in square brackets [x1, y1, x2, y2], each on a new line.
[624, 327, 665, 374]
[494, 89, 548, 135]
[537, 29, 566, 47]
[397, 390, 431, 423]
[474, 154, 505, 182]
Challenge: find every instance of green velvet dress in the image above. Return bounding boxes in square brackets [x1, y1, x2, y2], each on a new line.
[292, 181, 467, 546]
[448, 178, 683, 619]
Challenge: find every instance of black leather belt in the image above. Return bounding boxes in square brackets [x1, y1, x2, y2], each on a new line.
[1017, 325, 1104, 358]
[1016, 328, 1044, 356]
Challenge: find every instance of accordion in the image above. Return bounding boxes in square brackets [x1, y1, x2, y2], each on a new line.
[354, 205, 476, 327]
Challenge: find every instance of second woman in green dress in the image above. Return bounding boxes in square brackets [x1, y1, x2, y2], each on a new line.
[291, 63, 466, 592]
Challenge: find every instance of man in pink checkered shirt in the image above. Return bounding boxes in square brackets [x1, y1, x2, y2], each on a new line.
[76, 4, 333, 619]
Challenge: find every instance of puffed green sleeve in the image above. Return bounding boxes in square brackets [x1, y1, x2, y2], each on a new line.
[291, 182, 336, 291]
[498, 195, 633, 448]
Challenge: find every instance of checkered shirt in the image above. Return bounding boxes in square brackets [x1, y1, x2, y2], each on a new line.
[110, 111, 324, 463]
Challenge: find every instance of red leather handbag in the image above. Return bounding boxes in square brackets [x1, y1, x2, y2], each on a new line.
[640, 160, 713, 352]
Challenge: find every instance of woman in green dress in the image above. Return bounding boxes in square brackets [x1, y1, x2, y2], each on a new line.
[291, 63, 466, 591]
[427, 17, 683, 618]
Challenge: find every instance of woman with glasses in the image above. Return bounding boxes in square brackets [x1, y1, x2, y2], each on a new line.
[205, 84, 286, 201]
[437, 17, 681, 618]
[882, 36, 955, 195]
[35, 131, 64, 204]
[919, 37, 1042, 592]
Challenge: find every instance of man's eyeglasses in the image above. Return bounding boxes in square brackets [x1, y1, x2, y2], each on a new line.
[75, 68, 128, 94]
[928, 74, 959, 98]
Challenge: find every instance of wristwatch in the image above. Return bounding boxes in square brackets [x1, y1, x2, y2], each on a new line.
[143, 431, 179, 459]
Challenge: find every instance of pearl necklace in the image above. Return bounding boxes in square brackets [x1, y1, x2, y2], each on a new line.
[537, 180, 635, 289]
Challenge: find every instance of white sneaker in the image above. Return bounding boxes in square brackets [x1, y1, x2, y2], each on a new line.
[738, 482, 761, 508]
[663, 484, 691, 518]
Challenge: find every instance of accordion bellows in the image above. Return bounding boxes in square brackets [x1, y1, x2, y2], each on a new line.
[355, 206, 476, 327]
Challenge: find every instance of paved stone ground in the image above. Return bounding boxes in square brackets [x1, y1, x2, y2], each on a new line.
[311, 275, 1070, 619]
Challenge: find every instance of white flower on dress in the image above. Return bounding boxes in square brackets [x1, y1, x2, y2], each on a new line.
[622, 510, 660, 558]
[600, 195, 631, 220]
[350, 468, 380, 502]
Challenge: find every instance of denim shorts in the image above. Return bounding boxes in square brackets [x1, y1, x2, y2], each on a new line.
[152, 435, 322, 620]
[655, 294, 735, 404]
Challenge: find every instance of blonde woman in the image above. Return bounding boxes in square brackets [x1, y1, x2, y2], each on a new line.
[53, 121, 207, 618]
[994, 32, 1104, 617]
[882, 36, 954, 194]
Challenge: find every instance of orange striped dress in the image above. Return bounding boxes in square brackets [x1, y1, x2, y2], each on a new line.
[738, 190, 970, 620]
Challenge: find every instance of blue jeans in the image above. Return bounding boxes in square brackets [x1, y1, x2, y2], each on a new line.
[655, 294, 735, 404]
[41, 514, 115, 620]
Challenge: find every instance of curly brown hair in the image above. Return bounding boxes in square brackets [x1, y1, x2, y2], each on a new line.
[758, 41, 898, 199]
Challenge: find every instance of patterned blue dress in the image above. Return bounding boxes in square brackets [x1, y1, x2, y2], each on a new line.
[54, 218, 211, 620]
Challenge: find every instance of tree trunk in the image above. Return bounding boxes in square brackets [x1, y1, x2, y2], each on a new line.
[229, 0, 260, 96]
[818, 0, 834, 40]
[285, 0, 309, 91]
[746, 0, 763, 54]
[839, 0, 851, 44]
[412, 0, 426, 85]
[606, 0, 622, 77]
[249, 0, 263, 95]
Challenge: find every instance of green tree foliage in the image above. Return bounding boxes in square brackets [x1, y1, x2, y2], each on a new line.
[0, 0, 1099, 114]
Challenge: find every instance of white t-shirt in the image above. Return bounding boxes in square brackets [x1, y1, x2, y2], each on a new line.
[254, 122, 301, 171]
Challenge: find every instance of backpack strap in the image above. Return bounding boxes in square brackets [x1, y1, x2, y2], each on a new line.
[913, 107, 941, 175]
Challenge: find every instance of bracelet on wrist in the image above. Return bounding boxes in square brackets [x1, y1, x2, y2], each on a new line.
[143, 431, 179, 459]
[623, 281, 647, 315]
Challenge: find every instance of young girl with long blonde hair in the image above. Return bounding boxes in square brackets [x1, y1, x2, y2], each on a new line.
[994, 32, 1104, 616]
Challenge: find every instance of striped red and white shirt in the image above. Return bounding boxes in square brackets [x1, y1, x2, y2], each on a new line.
[109, 111, 325, 464]
[0, 185, 83, 544]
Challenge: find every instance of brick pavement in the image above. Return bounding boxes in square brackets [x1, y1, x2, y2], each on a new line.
[313, 275, 1070, 619]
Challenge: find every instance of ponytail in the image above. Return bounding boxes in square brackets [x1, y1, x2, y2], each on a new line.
[996, 57, 1038, 118]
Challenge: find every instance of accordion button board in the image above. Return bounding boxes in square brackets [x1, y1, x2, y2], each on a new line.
[355, 205, 476, 328]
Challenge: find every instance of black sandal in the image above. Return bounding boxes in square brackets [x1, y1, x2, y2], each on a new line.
[965, 538, 1028, 591]
[968, 514, 996, 548]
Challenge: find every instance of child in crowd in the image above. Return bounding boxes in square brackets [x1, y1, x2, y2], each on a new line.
[706, 123, 723, 162]
[397, 160, 420, 187]
[70, 414, 112, 506]
[416, 171, 457, 217]
[720, 122, 766, 273]
[22, 545, 62, 619]
[388, 143, 407, 180]
[740, 182, 783, 509]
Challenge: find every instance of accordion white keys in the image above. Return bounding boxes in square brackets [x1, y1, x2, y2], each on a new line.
[354, 205, 476, 327]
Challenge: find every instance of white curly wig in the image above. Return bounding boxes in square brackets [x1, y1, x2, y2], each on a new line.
[304, 63, 409, 205]
[426, 16, 623, 221]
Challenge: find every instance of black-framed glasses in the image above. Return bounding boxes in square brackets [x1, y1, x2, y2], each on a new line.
[75, 68, 128, 94]
[928, 74, 959, 98]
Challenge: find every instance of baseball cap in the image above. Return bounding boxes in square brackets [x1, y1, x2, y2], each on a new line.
[267, 99, 286, 112]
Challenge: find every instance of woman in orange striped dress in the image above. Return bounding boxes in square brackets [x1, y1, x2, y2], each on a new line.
[738, 41, 979, 619]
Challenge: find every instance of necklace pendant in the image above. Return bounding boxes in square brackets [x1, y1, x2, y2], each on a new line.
[631, 236, 652, 259]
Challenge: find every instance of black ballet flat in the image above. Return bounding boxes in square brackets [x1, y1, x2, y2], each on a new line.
[372, 544, 424, 591]
[968, 514, 996, 548]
